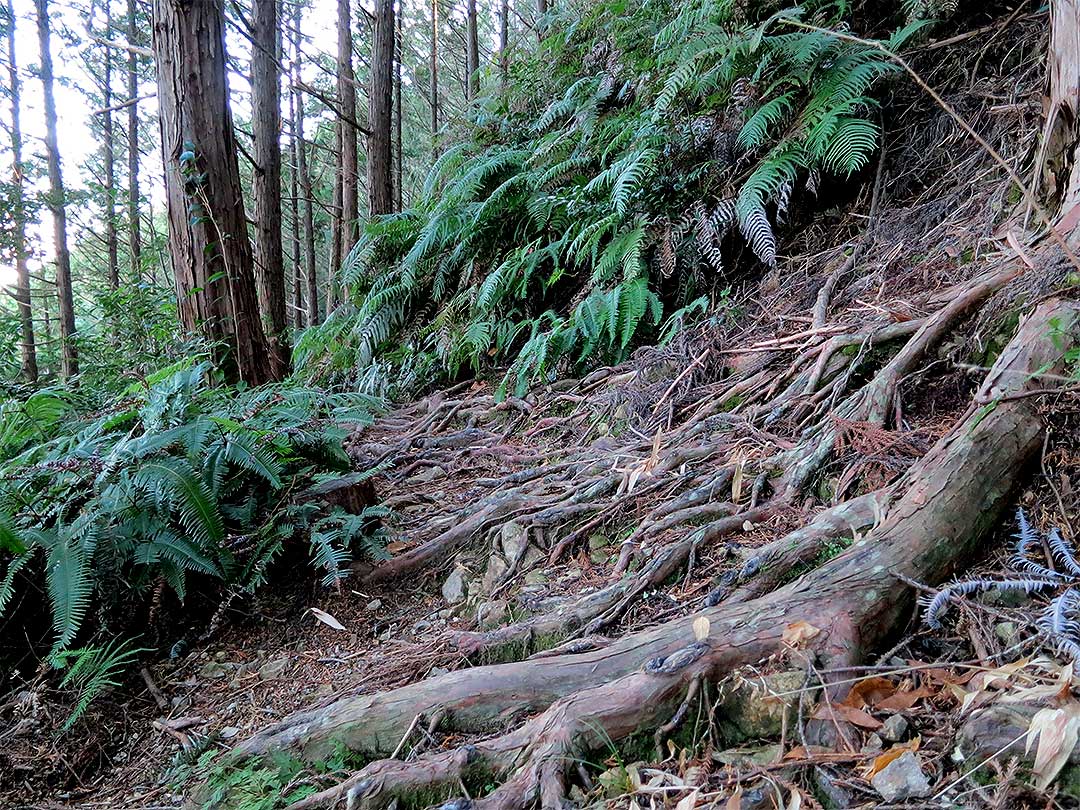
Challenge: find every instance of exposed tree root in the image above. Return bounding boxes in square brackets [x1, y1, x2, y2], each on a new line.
[215, 298, 1076, 810]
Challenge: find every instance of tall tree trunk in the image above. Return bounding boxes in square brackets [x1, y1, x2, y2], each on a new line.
[35, 0, 78, 380]
[499, 0, 509, 87]
[368, 0, 395, 216]
[288, 55, 303, 329]
[251, 0, 289, 377]
[102, 0, 119, 291]
[537, 0, 547, 17]
[430, 0, 439, 159]
[292, 3, 319, 326]
[337, 0, 359, 255]
[328, 122, 343, 312]
[394, 4, 403, 212]
[1037, 0, 1080, 220]
[466, 0, 479, 103]
[5, 0, 37, 382]
[151, 0, 273, 386]
[126, 0, 141, 280]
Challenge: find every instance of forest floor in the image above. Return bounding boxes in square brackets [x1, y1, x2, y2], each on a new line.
[5, 10, 1080, 810]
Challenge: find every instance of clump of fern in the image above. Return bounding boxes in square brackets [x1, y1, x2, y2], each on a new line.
[923, 510, 1080, 660]
[0, 362, 388, 657]
[297, 0, 925, 398]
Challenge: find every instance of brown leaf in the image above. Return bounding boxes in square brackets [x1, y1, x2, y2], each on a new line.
[875, 685, 933, 712]
[307, 607, 347, 631]
[811, 703, 883, 730]
[867, 737, 920, 778]
[385, 541, 410, 553]
[725, 787, 742, 810]
[782, 620, 821, 647]
[842, 676, 896, 709]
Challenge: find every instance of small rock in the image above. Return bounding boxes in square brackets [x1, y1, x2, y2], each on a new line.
[477, 599, 508, 629]
[429, 666, 450, 677]
[500, 522, 529, 561]
[219, 726, 241, 740]
[442, 567, 468, 605]
[522, 546, 545, 568]
[588, 534, 609, 551]
[258, 657, 289, 682]
[861, 733, 884, 754]
[406, 466, 444, 484]
[870, 751, 930, 802]
[994, 621, 1018, 644]
[214, 651, 228, 662]
[413, 620, 432, 633]
[481, 554, 509, 593]
[199, 661, 227, 680]
[589, 549, 608, 565]
[881, 714, 909, 742]
[438, 609, 453, 619]
[366, 598, 383, 611]
[524, 571, 548, 586]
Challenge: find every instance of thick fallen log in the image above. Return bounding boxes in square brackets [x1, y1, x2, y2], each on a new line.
[218, 298, 1077, 810]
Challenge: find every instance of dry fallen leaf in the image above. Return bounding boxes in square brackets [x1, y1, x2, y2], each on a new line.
[811, 703, 883, 730]
[1027, 704, 1080, 790]
[842, 676, 896, 709]
[782, 620, 821, 647]
[867, 736, 920, 778]
[693, 615, 710, 642]
[385, 541, 409, 554]
[785, 788, 802, 810]
[725, 787, 742, 810]
[307, 607, 346, 631]
[675, 789, 699, 810]
[875, 685, 933, 712]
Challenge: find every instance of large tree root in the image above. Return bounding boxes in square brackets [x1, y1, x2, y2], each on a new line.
[213, 299, 1076, 810]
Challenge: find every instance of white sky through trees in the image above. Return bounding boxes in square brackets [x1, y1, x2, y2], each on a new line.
[0, 0, 341, 287]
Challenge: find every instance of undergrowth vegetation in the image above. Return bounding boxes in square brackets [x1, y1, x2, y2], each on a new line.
[295, 0, 925, 398]
[0, 363, 388, 670]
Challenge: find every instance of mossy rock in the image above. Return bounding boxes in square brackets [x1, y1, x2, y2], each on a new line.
[714, 670, 808, 743]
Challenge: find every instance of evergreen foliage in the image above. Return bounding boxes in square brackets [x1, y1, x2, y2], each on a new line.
[296, 0, 922, 397]
[0, 363, 387, 655]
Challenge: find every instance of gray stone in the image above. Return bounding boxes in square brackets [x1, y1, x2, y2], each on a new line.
[258, 657, 289, 682]
[219, 726, 241, 740]
[413, 620, 432, 633]
[429, 666, 450, 677]
[588, 534, 609, 551]
[524, 570, 548, 586]
[442, 567, 468, 605]
[438, 609, 453, 619]
[881, 713, 909, 742]
[714, 670, 807, 742]
[481, 554, 509, 593]
[500, 522, 529, 561]
[870, 752, 930, 802]
[478, 599, 509, 629]
[366, 598, 383, 611]
[861, 733, 884, 754]
[522, 546, 545, 568]
[994, 621, 1018, 644]
[589, 549, 609, 565]
[199, 661, 227, 680]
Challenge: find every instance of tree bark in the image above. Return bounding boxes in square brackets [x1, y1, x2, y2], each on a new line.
[1033, 0, 1080, 218]
[223, 298, 1079, 810]
[394, 4, 403, 212]
[102, 0, 119, 291]
[466, 0, 479, 103]
[291, 3, 319, 327]
[337, 0, 359, 252]
[328, 122, 343, 313]
[430, 0, 439, 159]
[151, 0, 273, 386]
[251, 0, 290, 377]
[499, 0, 509, 87]
[35, 0, 78, 380]
[368, 0, 395, 216]
[126, 0, 142, 280]
[288, 63, 302, 330]
[5, 0, 37, 382]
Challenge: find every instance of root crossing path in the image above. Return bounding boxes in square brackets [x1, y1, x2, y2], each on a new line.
[209, 292, 1077, 810]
